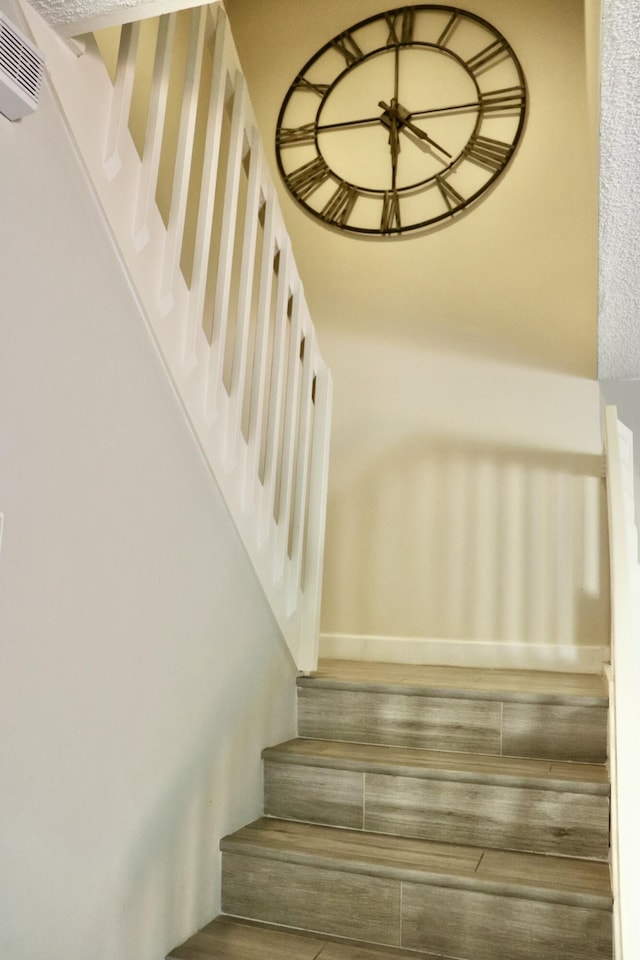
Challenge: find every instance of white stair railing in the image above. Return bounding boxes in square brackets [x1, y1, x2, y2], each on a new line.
[603, 405, 640, 960]
[21, 2, 332, 671]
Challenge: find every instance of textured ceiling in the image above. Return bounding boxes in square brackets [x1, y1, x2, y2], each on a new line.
[26, 0, 212, 34]
[599, 0, 640, 381]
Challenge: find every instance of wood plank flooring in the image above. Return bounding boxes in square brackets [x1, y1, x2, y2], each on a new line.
[168, 917, 453, 960]
[401, 884, 612, 960]
[297, 683, 608, 762]
[221, 818, 611, 959]
[221, 817, 611, 906]
[263, 739, 609, 858]
[264, 738, 610, 791]
[304, 660, 608, 704]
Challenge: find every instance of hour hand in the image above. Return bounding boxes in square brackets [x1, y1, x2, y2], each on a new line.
[380, 100, 451, 159]
[399, 111, 452, 158]
[389, 117, 400, 168]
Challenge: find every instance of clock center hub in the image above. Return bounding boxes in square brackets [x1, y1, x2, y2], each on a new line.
[378, 99, 411, 131]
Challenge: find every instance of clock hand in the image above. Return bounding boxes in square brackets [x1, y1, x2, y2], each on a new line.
[378, 100, 401, 166]
[394, 41, 400, 105]
[389, 112, 400, 172]
[313, 93, 488, 135]
[410, 87, 524, 119]
[409, 100, 481, 119]
[376, 100, 401, 183]
[379, 100, 452, 159]
[401, 118, 452, 158]
[316, 115, 386, 133]
[314, 100, 479, 134]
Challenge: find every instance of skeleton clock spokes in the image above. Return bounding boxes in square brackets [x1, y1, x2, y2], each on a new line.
[275, 5, 527, 235]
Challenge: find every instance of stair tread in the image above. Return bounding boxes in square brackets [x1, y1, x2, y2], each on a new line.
[300, 659, 608, 706]
[168, 916, 452, 960]
[221, 817, 611, 908]
[263, 738, 609, 793]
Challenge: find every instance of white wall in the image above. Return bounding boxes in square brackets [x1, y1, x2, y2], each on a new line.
[0, 2, 296, 957]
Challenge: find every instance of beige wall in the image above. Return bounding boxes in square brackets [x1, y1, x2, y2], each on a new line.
[226, 0, 598, 374]
[0, 2, 296, 957]
[225, 0, 606, 663]
[322, 333, 608, 663]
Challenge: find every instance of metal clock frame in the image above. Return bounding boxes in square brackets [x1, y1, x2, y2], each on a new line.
[275, 4, 527, 236]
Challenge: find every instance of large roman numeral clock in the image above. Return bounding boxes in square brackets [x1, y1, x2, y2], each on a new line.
[275, 5, 527, 236]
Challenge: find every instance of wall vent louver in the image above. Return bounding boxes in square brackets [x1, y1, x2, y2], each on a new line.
[0, 12, 44, 120]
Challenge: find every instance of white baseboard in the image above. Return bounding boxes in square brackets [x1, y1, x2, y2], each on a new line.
[319, 633, 610, 675]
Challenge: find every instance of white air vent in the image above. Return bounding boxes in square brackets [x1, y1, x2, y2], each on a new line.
[0, 12, 44, 120]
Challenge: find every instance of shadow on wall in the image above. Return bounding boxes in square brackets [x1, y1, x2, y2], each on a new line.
[322, 433, 609, 647]
[84, 652, 293, 960]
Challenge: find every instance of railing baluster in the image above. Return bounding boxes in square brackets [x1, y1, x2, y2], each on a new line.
[224, 131, 263, 468]
[244, 195, 277, 513]
[273, 293, 303, 581]
[182, 7, 228, 368]
[104, 21, 140, 180]
[288, 338, 315, 612]
[132, 13, 176, 250]
[205, 73, 248, 419]
[298, 362, 333, 671]
[260, 242, 291, 547]
[159, 5, 207, 314]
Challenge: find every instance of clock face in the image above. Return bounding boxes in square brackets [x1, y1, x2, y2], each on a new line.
[275, 5, 527, 235]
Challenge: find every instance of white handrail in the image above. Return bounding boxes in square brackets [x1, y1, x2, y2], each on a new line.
[603, 405, 640, 960]
[21, 1, 332, 671]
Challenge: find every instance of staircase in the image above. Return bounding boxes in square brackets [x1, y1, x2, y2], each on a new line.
[169, 660, 612, 960]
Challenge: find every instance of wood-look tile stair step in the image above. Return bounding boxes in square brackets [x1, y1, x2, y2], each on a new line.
[168, 915, 452, 960]
[302, 661, 609, 704]
[263, 738, 610, 859]
[298, 660, 609, 762]
[221, 818, 612, 960]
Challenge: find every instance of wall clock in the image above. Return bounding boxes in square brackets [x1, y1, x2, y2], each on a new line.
[275, 5, 527, 235]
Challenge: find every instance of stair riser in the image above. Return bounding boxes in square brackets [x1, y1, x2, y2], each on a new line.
[222, 853, 612, 960]
[298, 687, 608, 762]
[264, 761, 610, 860]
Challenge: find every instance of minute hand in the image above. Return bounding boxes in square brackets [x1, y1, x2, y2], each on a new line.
[410, 100, 481, 119]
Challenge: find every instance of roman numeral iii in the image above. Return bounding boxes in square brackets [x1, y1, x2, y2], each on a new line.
[479, 85, 526, 114]
[465, 135, 512, 170]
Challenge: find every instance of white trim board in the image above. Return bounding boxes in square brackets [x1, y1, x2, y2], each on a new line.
[604, 663, 622, 960]
[319, 633, 610, 675]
